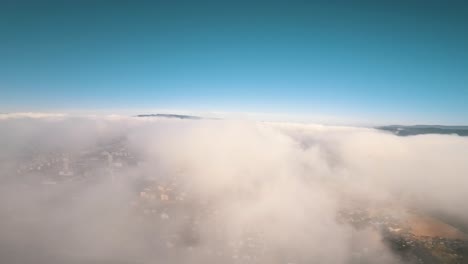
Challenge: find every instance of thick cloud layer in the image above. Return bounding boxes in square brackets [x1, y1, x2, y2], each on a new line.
[0, 115, 467, 264]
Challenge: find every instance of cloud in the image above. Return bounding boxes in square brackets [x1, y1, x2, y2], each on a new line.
[0, 116, 466, 263]
[0, 112, 68, 120]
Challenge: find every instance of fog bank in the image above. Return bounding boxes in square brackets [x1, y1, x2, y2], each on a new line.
[0, 115, 467, 263]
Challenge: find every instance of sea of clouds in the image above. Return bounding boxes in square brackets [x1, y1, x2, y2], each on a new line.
[0, 114, 467, 264]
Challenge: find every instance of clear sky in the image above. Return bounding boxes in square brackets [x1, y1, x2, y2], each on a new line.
[1, 1, 468, 124]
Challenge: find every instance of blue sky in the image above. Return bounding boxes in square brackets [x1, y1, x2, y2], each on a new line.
[1, 1, 468, 124]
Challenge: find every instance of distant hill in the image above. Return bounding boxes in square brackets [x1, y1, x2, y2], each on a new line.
[136, 114, 202, 120]
[376, 125, 468, 136]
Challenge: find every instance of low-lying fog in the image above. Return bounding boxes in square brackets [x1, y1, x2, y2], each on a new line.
[0, 114, 467, 264]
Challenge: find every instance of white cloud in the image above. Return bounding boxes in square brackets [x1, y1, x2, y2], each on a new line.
[0, 116, 466, 263]
[0, 112, 68, 120]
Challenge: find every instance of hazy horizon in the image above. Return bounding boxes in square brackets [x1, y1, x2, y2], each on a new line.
[3, 111, 468, 128]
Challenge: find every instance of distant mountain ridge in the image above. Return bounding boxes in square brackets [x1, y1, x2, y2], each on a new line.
[136, 114, 202, 120]
[376, 125, 468, 136]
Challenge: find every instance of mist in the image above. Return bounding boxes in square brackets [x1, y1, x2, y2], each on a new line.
[0, 114, 467, 264]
